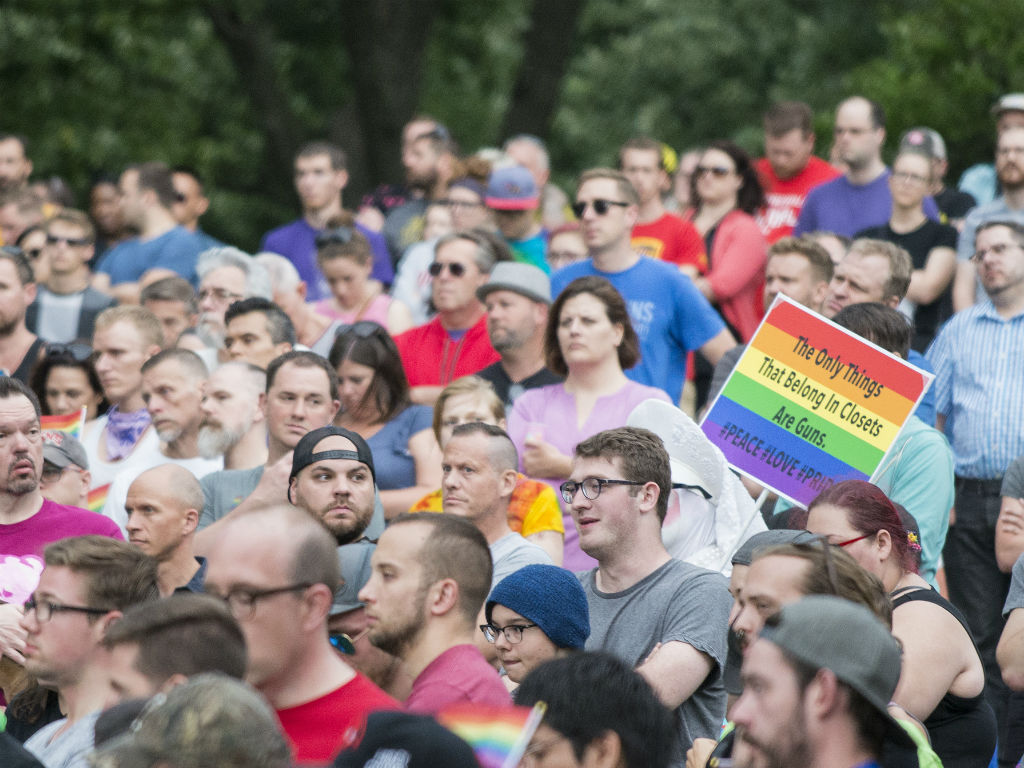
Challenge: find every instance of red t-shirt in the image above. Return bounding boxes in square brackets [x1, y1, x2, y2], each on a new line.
[631, 213, 708, 272]
[276, 672, 399, 765]
[395, 314, 499, 388]
[755, 156, 841, 243]
[404, 644, 511, 715]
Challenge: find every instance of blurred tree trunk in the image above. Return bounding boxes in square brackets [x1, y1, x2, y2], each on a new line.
[499, 0, 586, 142]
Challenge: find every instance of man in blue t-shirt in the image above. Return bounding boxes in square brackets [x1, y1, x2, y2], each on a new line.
[551, 168, 735, 402]
[260, 141, 393, 301]
[95, 162, 208, 304]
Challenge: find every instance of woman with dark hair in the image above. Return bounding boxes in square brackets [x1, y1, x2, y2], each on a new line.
[313, 218, 412, 335]
[29, 345, 107, 420]
[507, 276, 670, 570]
[805, 479, 996, 768]
[329, 322, 440, 518]
[684, 140, 768, 343]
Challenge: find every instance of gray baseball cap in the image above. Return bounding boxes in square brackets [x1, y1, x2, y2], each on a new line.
[42, 432, 89, 470]
[476, 261, 551, 305]
[759, 595, 913, 747]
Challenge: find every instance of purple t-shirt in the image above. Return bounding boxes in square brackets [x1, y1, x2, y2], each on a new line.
[0, 498, 124, 604]
[507, 381, 672, 571]
[260, 219, 395, 302]
[793, 170, 940, 237]
[404, 644, 511, 714]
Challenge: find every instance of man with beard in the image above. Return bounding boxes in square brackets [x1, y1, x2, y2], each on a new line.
[475, 262, 560, 408]
[382, 128, 457, 266]
[0, 377, 122, 668]
[192, 247, 272, 367]
[0, 134, 32, 195]
[0, 248, 46, 385]
[260, 142, 392, 301]
[955, 126, 1024, 310]
[358, 513, 510, 713]
[124, 464, 206, 595]
[204, 505, 398, 764]
[732, 596, 911, 768]
[198, 361, 267, 470]
[101, 349, 221, 528]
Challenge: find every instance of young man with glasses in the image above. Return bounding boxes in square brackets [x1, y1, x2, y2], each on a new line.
[567, 426, 731, 766]
[20, 535, 157, 766]
[260, 141, 393, 302]
[25, 209, 115, 346]
[394, 230, 502, 405]
[204, 504, 398, 764]
[551, 168, 735, 403]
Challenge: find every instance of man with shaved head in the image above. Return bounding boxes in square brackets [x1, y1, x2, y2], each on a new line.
[125, 464, 206, 596]
[204, 505, 398, 764]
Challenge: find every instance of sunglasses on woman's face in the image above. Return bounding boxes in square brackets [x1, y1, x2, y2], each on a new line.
[428, 261, 467, 278]
[695, 165, 733, 178]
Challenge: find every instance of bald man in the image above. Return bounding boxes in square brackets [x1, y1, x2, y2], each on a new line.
[125, 464, 206, 596]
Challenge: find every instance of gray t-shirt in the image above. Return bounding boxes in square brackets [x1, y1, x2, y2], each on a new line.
[199, 465, 264, 529]
[489, 532, 552, 591]
[580, 559, 731, 766]
[25, 712, 100, 768]
[1004, 554, 1024, 617]
[1003, 456, 1024, 500]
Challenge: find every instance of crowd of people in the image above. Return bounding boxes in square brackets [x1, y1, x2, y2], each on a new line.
[0, 90, 1023, 768]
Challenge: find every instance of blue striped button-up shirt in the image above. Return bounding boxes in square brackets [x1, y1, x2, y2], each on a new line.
[927, 301, 1024, 478]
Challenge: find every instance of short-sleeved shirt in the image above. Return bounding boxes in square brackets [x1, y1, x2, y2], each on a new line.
[475, 362, 562, 409]
[631, 213, 706, 270]
[755, 156, 842, 243]
[198, 465, 264, 529]
[97, 226, 206, 285]
[365, 405, 433, 491]
[580, 559, 732, 765]
[551, 257, 726, 401]
[489, 531, 552, 590]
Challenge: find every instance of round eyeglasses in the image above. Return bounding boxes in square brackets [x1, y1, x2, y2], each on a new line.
[559, 477, 644, 504]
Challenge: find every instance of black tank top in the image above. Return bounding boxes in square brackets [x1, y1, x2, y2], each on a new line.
[890, 586, 997, 768]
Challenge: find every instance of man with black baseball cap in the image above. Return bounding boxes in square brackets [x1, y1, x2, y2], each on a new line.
[288, 425, 401, 696]
[475, 261, 561, 407]
[732, 595, 913, 768]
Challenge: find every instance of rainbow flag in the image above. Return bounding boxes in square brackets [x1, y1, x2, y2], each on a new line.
[41, 407, 86, 441]
[702, 296, 932, 507]
[87, 483, 110, 514]
[437, 702, 545, 768]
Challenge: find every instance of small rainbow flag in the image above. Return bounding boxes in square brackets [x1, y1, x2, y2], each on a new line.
[87, 483, 110, 514]
[41, 407, 87, 441]
[437, 702, 545, 768]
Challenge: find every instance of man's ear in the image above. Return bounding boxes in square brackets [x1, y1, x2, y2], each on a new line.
[581, 729, 624, 768]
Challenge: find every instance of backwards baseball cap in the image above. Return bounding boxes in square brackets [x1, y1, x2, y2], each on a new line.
[334, 711, 480, 768]
[486, 165, 539, 211]
[993, 93, 1024, 116]
[290, 426, 375, 484]
[43, 432, 89, 471]
[759, 595, 913, 747]
[476, 261, 551, 305]
[899, 127, 946, 161]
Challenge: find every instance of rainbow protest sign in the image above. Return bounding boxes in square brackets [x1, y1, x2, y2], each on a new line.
[437, 702, 545, 768]
[701, 296, 932, 507]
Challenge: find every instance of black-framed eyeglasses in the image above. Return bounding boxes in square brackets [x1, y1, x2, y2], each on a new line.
[206, 582, 313, 620]
[695, 165, 733, 178]
[315, 226, 355, 249]
[429, 261, 467, 278]
[45, 342, 93, 362]
[480, 622, 538, 644]
[24, 596, 111, 623]
[559, 477, 644, 504]
[46, 234, 92, 247]
[571, 199, 630, 218]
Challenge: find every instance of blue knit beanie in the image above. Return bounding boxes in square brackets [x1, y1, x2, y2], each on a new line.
[485, 564, 590, 650]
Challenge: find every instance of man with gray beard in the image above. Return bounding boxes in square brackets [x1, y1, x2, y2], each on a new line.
[198, 361, 267, 470]
[101, 349, 222, 528]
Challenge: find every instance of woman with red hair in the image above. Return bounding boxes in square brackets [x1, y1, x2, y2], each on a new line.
[805, 480, 995, 768]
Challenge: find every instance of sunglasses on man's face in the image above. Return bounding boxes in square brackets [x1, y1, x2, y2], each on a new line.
[571, 199, 630, 218]
[428, 261, 467, 278]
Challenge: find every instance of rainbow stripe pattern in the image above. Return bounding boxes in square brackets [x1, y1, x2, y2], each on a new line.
[87, 483, 110, 514]
[701, 296, 932, 507]
[437, 702, 545, 768]
[40, 407, 86, 440]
